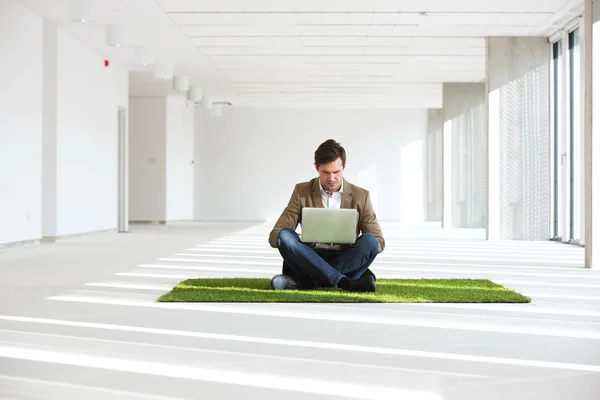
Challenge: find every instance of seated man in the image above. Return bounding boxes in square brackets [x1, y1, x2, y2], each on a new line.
[268, 139, 385, 292]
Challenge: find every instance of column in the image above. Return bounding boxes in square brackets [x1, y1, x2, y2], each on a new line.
[426, 109, 443, 223]
[442, 83, 487, 230]
[42, 20, 58, 241]
[486, 79, 500, 240]
[583, 0, 600, 268]
[442, 117, 453, 228]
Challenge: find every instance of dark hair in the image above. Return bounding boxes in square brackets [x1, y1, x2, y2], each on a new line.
[314, 139, 346, 168]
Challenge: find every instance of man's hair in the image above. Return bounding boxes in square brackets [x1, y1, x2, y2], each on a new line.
[314, 139, 346, 168]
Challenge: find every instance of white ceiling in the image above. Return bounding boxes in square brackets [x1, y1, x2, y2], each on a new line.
[17, 0, 584, 109]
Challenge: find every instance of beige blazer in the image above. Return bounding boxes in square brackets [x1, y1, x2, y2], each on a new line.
[268, 178, 385, 253]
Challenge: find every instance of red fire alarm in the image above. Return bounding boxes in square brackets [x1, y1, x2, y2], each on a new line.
[104, 59, 110, 67]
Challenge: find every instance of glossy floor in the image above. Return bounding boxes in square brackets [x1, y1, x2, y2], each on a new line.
[0, 222, 598, 400]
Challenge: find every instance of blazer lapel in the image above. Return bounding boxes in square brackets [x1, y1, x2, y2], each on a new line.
[341, 180, 353, 209]
[311, 178, 324, 208]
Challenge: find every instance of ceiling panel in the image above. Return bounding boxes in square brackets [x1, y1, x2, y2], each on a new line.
[231, 82, 442, 89]
[198, 46, 486, 56]
[183, 1, 495, 108]
[421, 0, 569, 13]
[171, 11, 551, 26]
[206, 55, 484, 66]
[181, 24, 537, 37]
[220, 70, 486, 81]
[191, 35, 487, 47]
[18, 0, 579, 108]
[159, 0, 569, 13]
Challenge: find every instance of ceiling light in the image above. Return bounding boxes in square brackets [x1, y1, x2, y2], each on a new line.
[187, 86, 203, 102]
[106, 24, 125, 47]
[69, 0, 93, 22]
[154, 63, 174, 80]
[172, 75, 190, 92]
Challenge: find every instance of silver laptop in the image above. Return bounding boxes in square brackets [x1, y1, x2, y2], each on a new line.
[300, 207, 358, 244]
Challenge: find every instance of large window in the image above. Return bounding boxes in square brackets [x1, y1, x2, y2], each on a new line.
[550, 26, 583, 244]
[552, 39, 563, 239]
[569, 28, 581, 242]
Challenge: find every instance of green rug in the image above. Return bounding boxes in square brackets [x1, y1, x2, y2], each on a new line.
[157, 278, 531, 303]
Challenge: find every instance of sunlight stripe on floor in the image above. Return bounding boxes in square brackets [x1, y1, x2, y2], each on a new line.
[0, 329, 489, 379]
[38, 297, 600, 338]
[184, 249, 583, 265]
[201, 243, 582, 257]
[1, 316, 599, 372]
[85, 283, 172, 291]
[176, 253, 592, 272]
[0, 346, 439, 400]
[153, 259, 594, 278]
[0, 375, 184, 400]
[139, 264, 277, 274]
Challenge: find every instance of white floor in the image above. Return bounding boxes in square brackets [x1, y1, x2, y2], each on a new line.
[0, 222, 598, 400]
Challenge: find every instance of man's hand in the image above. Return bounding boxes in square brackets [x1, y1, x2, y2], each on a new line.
[268, 185, 302, 248]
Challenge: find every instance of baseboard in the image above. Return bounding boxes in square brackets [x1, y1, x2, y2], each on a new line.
[191, 219, 267, 223]
[129, 220, 194, 224]
[0, 239, 40, 249]
[41, 228, 117, 243]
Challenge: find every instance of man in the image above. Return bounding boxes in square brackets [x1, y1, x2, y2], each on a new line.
[268, 139, 385, 292]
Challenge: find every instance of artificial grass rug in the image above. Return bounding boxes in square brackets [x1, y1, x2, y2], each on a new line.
[156, 278, 531, 303]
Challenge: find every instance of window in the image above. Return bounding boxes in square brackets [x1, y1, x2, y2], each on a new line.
[551, 39, 563, 239]
[550, 26, 583, 245]
[568, 28, 581, 242]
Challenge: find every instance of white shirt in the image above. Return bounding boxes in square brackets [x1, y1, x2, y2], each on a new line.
[314, 180, 345, 251]
[319, 179, 344, 209]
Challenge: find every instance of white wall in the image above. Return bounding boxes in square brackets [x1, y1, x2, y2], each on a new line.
[54, 30, 129, 236]
[129, 97, 167, 222]
[0, 0, 129, 245]
[0, 1, 43, 245]
[195, 108, 428, 222]
[166, 97, 194, 221]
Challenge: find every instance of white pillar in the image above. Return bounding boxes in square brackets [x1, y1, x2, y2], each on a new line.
[486, 88, 500, 240]
[117, 106, 129, 233]
[583, 0, 600, 268]
[441, 83, 487, 230]
[426, 109, 443, 223]
[42, 20, 58, 241]
[485, 38, 500, 240]
[442, 118, 453, 228]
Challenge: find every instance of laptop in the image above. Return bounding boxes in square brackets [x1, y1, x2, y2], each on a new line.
[300, 207, 358, 244]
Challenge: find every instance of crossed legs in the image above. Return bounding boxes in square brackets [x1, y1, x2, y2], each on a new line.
[271, 228, 379, 291]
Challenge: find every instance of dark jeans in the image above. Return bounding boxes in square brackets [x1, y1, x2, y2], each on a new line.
[276, 228, 379, 289]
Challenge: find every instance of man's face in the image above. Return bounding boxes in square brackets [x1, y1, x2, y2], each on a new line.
[315, 158, 344, 192]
